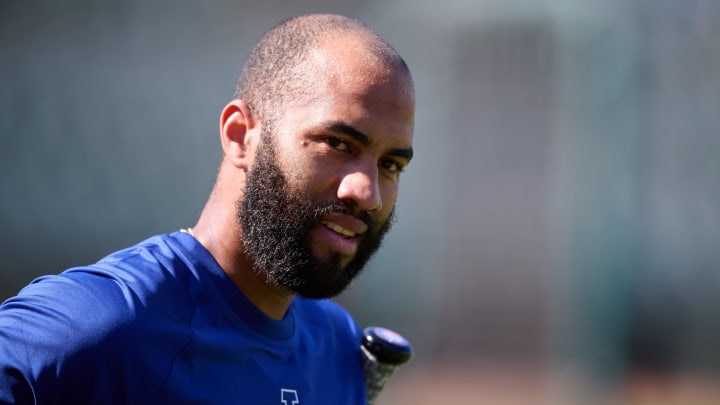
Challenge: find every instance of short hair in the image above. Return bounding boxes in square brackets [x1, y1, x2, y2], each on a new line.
[234, 14, 411, 132]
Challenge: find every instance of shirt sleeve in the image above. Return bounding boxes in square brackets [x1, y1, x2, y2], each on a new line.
[0, 271, 135, 403]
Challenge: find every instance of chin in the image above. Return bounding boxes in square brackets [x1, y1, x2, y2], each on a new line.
[292, 261, 355, 299]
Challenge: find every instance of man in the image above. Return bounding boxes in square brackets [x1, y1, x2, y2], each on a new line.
[0, 13, 414, 404]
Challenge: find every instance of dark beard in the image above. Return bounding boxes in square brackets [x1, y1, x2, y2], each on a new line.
[238, 137, 395, 299]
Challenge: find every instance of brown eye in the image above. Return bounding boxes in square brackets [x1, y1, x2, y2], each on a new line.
[380, 159, 403, 173]
[326, 137, 350, 152]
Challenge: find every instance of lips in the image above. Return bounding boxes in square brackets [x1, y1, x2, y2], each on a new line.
[319, 212, 368, 239]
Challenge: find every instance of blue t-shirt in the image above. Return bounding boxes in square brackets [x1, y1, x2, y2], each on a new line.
[0, 232, 367, 404]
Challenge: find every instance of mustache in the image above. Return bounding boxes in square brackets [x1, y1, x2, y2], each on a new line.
[313, 201, 373, 228]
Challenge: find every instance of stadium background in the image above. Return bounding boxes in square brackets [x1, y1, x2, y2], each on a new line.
[2, 1, 719, 403]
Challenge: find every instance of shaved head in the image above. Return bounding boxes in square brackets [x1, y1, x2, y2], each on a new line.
[234, 14, 413, 133]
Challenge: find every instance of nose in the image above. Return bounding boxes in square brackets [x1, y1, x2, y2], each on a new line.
[337, 167, 382, 213]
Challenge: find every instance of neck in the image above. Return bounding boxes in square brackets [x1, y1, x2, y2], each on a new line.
[191, 172, 294, 321]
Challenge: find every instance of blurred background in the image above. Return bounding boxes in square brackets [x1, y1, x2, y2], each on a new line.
[2, 0, 720, 403]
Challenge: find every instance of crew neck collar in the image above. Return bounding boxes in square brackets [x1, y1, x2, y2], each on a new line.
[169, 231, 295, 341]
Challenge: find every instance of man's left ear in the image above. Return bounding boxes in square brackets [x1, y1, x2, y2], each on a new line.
[219, 99, 260, 170]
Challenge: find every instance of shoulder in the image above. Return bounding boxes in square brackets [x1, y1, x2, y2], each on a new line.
[0, 232, 198, 402]
[0, 232, 199, 345]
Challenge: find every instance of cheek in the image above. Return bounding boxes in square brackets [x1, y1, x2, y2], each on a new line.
[379, 184, 399, 215]
[286, 158, 340, 198]
[275, 144, 322, 187]
[284, 141, 333, 178]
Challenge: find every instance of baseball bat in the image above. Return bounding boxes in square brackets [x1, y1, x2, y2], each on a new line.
[360, 326, 413, 404]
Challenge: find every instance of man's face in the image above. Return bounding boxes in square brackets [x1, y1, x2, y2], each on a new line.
[239, 136, 394, 298]
[239, 37, 415, 298]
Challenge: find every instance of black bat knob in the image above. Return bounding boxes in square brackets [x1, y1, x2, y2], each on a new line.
[361, 326, 413, 404]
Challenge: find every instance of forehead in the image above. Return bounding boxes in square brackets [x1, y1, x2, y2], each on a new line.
[277, 36, 414, 148]
[310, 33, 414, 102]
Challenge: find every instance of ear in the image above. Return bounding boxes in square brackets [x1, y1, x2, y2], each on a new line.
[219, 99, 260, 169]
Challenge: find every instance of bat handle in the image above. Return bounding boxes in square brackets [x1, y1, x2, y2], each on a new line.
[360, 326, 413, 405]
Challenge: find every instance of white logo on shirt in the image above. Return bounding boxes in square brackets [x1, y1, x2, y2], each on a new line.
[281, 388, 299, 405]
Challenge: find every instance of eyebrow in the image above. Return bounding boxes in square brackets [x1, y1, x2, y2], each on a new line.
[326, 121, 414, 161]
